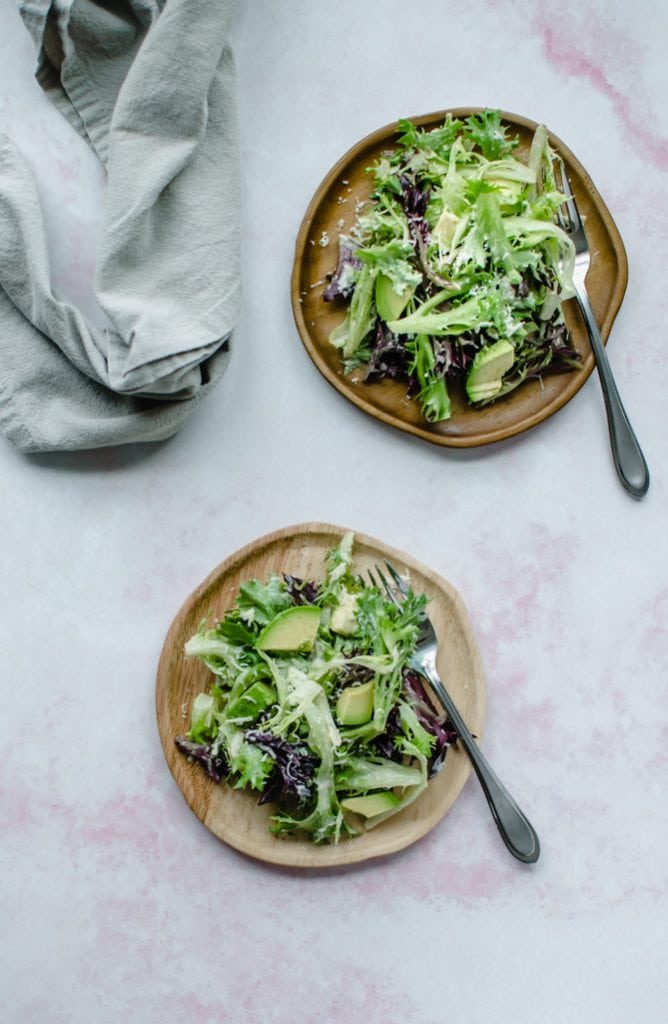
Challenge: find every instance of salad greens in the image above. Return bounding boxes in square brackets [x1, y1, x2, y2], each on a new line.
[176, 534, 455, 844]
[324, 109, 581, 421]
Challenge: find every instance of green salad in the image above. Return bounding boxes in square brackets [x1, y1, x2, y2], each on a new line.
[176, 534, 455, 844]
[323, 109, 581, 421]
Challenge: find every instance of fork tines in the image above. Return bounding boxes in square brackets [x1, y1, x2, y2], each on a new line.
[367, 565, 397, 606]
[367, 561, 408, 607]
[553, 154, 582, 234]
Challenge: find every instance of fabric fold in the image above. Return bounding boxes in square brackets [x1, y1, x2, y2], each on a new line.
[0, 0, 241, 452]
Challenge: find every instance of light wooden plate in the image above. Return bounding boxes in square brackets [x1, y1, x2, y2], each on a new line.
[291, 108, 628, 447]
[155, 523, 486, 867]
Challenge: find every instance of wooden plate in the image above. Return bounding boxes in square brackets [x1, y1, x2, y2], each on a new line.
[291, 108, 628, 447]
[156, 523, 486, 867]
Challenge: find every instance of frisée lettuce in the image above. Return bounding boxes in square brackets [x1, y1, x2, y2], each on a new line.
[324, 110, 581, 421]
[175, 534, 456, 844]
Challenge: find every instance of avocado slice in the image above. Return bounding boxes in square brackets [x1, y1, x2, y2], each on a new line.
[465, 339, 515, 403]
[336, 680, 375, 725]
[341, 792, 400, 818]
[256, 605, 321, 653]
[374, 273, 414, 322]
[227, 681, 276, 721]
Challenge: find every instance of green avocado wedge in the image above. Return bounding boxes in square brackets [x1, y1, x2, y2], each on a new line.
[256, 605, 322, 653]
[374, 273, 414, 322]
[336, 680, 375, 725]
[465, 338, 515, 403]
[340, 792, 400, 818]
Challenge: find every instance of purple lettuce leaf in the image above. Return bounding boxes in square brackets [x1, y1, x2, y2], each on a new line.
[245, 730, 319, 804]
[545, 319, 582, 367]
[364, 319, 412, 383]
[402, 669, 458, 775]
[370, 704, 404, 762]
[175, 736, 228, 784]
[433, 333, 478, 380]
[323, 237, 362, 302]
[282, 573, 320, 606]
[398, 174, 453, 289]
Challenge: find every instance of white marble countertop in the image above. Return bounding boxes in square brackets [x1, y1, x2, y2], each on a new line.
[1, 2, 667, 1022]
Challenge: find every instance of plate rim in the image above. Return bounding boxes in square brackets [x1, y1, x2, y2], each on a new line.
[291, 107, 629, 448]
[155, 521, 487, 868]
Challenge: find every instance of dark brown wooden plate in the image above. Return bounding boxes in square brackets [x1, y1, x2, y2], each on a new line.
[155, 523, 486, 867]
[291, 108, 628, 447]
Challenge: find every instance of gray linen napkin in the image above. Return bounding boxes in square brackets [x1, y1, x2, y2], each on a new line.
[0, 0, 241, 452]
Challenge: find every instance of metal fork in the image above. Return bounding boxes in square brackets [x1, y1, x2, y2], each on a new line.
[554, 156, 649, 499]
[369, 562, 540, 864]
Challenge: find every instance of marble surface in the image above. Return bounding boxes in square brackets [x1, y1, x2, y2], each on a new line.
[1, 2, 667, 1021]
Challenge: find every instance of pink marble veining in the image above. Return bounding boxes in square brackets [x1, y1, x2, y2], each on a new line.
[487, 0, 668, 171]
[539, 24, 668, 170]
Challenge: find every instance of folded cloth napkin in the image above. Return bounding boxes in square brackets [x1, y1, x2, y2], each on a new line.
[0, 0, 241, 452]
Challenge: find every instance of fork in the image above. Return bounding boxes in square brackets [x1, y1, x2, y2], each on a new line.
[369, 562, 540, 864]
[554, 156, 649, 499]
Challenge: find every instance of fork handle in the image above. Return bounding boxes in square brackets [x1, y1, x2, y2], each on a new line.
[423, 665, 540, 864]
[574, 286, 649, 499]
